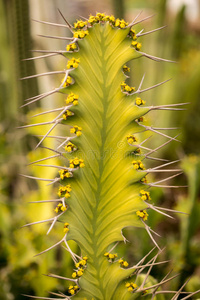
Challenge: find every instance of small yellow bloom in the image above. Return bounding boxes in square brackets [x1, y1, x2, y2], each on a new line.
[57, 185, 72, 198]
[115, 18, 128, 28]
[132, 160, 145, 170]
[126, 282, 138, 292]
[62, 75, 72, 87]
[136, 210, 148, 221]
[70, 125, 82, 136]
[129, 29, 137, 40]
[74, 20, 87, 29]
[64, 222, 69, 233]
[135, 97, 146, 106]
[64, 142, 76, 152]
[63, 110, 73, 120]
[72, 272, 77, 278]
[70, 158, 85, 169]
[67, 57, 80, 69]
[66, 43, 77, 52]
[127, 135, 137, 144]
[77, 270, 83, 277]
[66, 92, 79, 105]
[73, 30, 89, 39]
[69, 289, 75, 295]
[140, 190, 151, 201]
[132, 41, 142, 51]
[123, 65, 130, 72]
[122, 261, 129, 267]
[121, 81, 135, 93]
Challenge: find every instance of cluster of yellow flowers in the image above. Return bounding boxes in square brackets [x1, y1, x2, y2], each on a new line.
[75, 256, 88, 268]
[68, 284, 79, 295]
[127, 135, 138, 144]
[54, 202, 67, 213]
[140, 190, 151, 201]
[141, 175, 148, 184]
[74, 20, 87, 29]
[104, 252, 118, 262]
[123, 64, 130, 73]
[66, 92, 79, 105]
[129, 29, 137, 40]
[63, 222, 69, 233]
[66, 43, 77, 52]
[62, 75, 72, 87]
[135, 97, 146, 106]
[57, 185, 72, 198]
[88, 13, 115, 25]
[64, 141, 76, 152]
[115, 18, 128, 28]
[132, 160, 145, 170]
[132, 40, 142, 51]
[136, 210, 149, 221]
[70, 125, 82, 136]
[67, 57, 80, 69]
[72, 256, 88, 279]
[118, 258, 129, 268]
[59, 169, 72, 180]
[69, 157, 85, 168]
[73, 30, 89, 39]
[125, 282, 138, 292]
[63, 110, 73, 120]
[121, 81, 135, 93]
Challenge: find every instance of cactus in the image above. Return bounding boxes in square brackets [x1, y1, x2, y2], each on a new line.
[20, 12, 200, 300]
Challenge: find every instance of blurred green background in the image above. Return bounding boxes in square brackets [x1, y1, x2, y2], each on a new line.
[0, 0, 200, 299]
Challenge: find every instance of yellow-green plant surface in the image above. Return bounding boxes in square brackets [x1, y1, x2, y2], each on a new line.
[21, 12, 198, 300]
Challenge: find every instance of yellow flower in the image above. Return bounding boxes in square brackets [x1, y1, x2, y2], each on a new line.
[66, 92, 79, 105]
[73, 30, 89, 39]
[135, 97, 146, 106]
[64, 142, 76, 152]
[122, 261, 129, 267]
[66, 43, 77, 52]
[70, 125, 82, 136]
[123, 65, 130, 72]
[63, 110, 73, 120]
[132, 160, 145, 170]
[140, 190, 151, 201]
[115, 18, 128, 28]
[121, 81, 135, 93]
[127, 135, 137, 144]
[67, 57, 80, 69]
[129, 29, 137, 40]
[62, 75, 72, 87]
[70, 158, 85, 169]
[74, 20, 87, 29]
[132, 41, 142, 51]
[136, 210, 148, 221]
[57, 185, 72, 198]
[77, 270, 83, 277]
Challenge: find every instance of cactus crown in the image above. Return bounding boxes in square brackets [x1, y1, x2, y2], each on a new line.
[20, 11, 195, 300]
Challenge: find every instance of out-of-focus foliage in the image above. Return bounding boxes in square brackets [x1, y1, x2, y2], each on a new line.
[0, 0, 200, 299]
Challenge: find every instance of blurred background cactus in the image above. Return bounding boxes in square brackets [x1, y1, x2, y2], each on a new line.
[0, 0, 200, 299]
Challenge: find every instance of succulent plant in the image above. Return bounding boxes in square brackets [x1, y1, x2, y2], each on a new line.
[20, 11, 199, 300]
